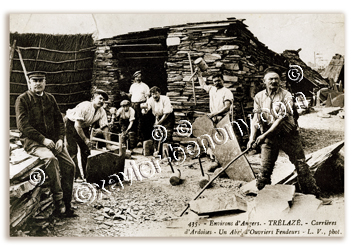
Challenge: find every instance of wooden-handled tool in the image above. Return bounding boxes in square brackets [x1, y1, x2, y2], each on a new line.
[90, 128, 123, 156]
[187, 57, 208, 82]
[166, 150, 182, 186]
[180, 147, 252, 217]
[198, 157, 211, 189]
[90, 131, 121, 146]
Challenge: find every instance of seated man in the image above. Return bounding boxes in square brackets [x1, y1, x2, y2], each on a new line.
[115, 100, 135, 145]
[107, 106, 119, 142]
[141, 86, 175, 155]
[15, 71, 76, 217]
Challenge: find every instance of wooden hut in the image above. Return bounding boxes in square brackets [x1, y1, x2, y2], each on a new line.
[93, 18, 288, 127]
[282, 49, 328, 98]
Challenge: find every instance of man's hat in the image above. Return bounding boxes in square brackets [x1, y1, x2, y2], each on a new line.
[263, 67, 282, 77]
[120, 100, 130, 106]
[133, 71, 141, 78]
[27, 71, 46, 79]
[93, 89, 109, 101]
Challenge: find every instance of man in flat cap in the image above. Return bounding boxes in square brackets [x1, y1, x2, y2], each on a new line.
[141, 86, 175, 155]
[65, 88, 113, 181]
[113, 100, 135, 144]
[127, 71, 150, 147]
[15, 71, 76, 217]
[248, 67, 331, 204]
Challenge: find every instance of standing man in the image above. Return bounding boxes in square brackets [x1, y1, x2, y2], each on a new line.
[141, 86, 175, 153]
[247, 67, 331, 204]
[65, 89, 112, 181]
[196, 71, 234, 171]
[127, 71, 150, 147]
[15, 71, 76, 217]
[197, 71, 234, 124]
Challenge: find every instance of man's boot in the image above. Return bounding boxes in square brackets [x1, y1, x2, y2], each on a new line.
[54, 199, 66, 215]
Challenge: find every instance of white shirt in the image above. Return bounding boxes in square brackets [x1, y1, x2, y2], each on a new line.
[116, 107, 135, 121]
[129, 82, 150, 102]
[203, 85, 234, 114]
[66, 101, 108, 129]
[253, 87, 295, 129]
[146, 95, 173, 117]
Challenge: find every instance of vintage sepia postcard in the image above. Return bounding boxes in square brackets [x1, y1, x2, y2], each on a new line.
[9, 13, 344, 238]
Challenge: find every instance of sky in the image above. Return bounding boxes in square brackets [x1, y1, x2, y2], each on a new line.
[9, 13, 344, 66]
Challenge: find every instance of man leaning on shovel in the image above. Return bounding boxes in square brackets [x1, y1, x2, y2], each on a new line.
[248, 67, 331, 205]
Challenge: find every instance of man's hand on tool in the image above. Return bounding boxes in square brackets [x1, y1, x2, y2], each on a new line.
[254, 134, 266, 146]
[247, 139, 255, 150]
[84, 138, 93, 149]
[196, 67, 202, 77]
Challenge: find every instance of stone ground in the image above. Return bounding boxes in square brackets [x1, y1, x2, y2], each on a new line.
[38, 107, 345, 237]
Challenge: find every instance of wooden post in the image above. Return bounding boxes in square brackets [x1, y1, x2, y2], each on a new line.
[34, 38, 41, 71]
[9, 40, 17, 76]
[16, 48, 30, 87]
[187, 52, 196, 105]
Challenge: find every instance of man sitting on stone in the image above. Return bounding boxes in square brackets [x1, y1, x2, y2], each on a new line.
[15, 71, 76, 217]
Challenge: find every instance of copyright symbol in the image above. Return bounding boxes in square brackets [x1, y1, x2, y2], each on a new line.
[176, 120, 192, 137]
[73, 182, 97, 204]
[151, 125, 167, 142]
[29, 168, 45, 186]
[288, 65, 303, 83]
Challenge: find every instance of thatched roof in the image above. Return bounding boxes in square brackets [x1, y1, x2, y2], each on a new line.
[10, 33, 95, 129]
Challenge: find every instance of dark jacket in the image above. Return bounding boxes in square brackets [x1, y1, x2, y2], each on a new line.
[15, 91, 65, 152]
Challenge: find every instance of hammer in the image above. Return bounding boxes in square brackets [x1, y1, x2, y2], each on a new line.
[165, 150, 182, 186]
[187, 57, 208, 82]
[198, 157, 211, 189]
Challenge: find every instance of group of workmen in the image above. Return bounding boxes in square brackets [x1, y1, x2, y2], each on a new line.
[15, 66, 330, 218]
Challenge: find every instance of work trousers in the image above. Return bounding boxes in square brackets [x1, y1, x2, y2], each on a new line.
[119, 117, 131, 132]
[131, 102, 144, 143]
[119, 117, 135, 146]
[257, 129, 321, 197]
[65, 118, 90, 180]
[153, 112, 176, 155]
[29, 145, 75, 209]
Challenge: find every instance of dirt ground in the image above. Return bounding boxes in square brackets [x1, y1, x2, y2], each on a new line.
[41, 107, 344, 237]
